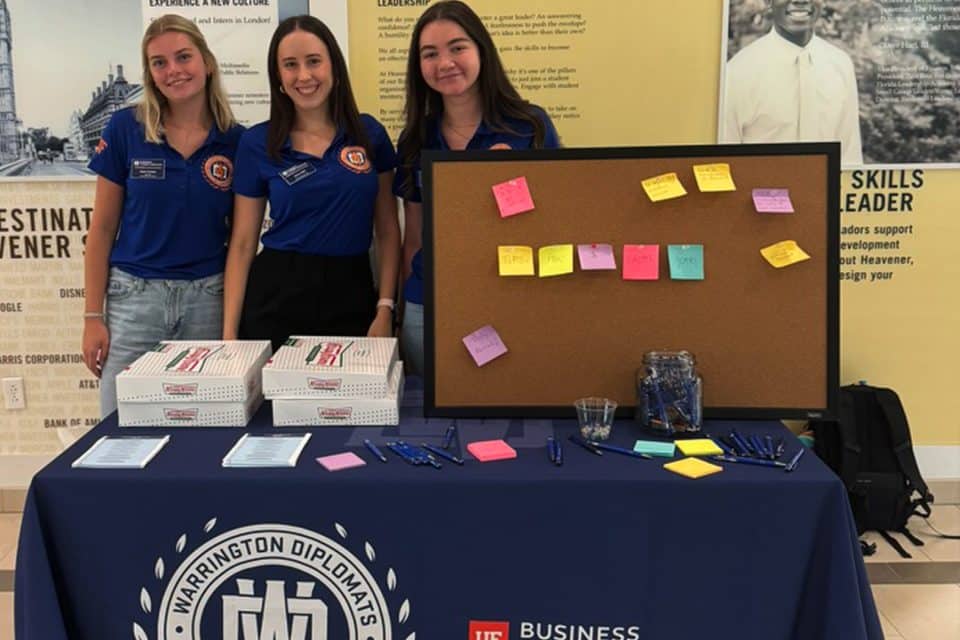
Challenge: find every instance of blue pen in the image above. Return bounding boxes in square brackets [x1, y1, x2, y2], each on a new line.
[785, 447, 805, 472]
[554, 438, 563, 466]
[547, 436, 556, 463]
[385, 442, 420, 465]
[775, 437, 785, 459]
[363, 439, 388, 463]
[422, 443, 464, 465]
[568, 435, 603, 456]
[719, 434, 745, 457]
[713, 455, 786, 469]
[764, 435, 776, 460]
[441, 424, 457, 449]
[749, 434, 767, 458]
[589, 441, 653, 459]
[730, 430, 754, 456]
[714, 438, 738, 457]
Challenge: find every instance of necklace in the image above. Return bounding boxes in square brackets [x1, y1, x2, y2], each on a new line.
[442, 119, 480, 142]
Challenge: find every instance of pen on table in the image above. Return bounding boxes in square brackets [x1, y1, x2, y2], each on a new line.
[589, 441, 653, 459]
[441, 424, 457, 449]
[764, 435, 776, 460]
[363, 439, 388, 463]
[568, 435, 603, 456]
[748, 434, 767, 458]
[422, 443, 464, 465]
[720, 434, 747, 457]
[714, 437, 738, 458]
[386, 442, 422, 465]
[713, 455, 786, 469]
[547, 436, 556, 464]
[554, 438, 563, 466]
[424, 453, 443, 469]
[730, 430, 754, 456]
[775, 437, 785, 459]
[785, 447, 805, 472]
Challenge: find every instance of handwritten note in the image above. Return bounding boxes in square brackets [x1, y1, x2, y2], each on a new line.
[693, 163, 736, 192]
[752, 188, 795, 213]
[577, 243, 617, 270]
[668, 245, 705, 280]
[491, 177, 535, 218]
[538, 244, 574, 278]
[760, 240, 811, 268]
[462, 325, 508, 367]
[622, 244, 659, 280]
[641, 172, 687, 202]
[498, 245, 535, 276]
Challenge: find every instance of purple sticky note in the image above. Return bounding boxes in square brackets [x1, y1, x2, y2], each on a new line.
[491, 177, 535, 218]
[577, 243, 617, 270]
[316, 452, 367, 472]
[752, 188, 794, 213]
[462, 325, 508, 367]
[623, 244, 660, 280]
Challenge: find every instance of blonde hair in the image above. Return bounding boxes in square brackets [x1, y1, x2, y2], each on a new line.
[137, 14, 236, 143]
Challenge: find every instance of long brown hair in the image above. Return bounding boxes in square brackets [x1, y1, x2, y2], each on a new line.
[137, 14, 236, 143]
[265, 15, 370, 160]
[396, 0, 547, 198]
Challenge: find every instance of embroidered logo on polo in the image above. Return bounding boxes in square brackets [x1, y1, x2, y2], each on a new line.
[132, 520, 415, 640]
[339, 146, 372, 174]
[203, 154, 234, 191]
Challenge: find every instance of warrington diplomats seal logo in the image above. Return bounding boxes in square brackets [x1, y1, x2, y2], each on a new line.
[203, 155, 234, 190]
[339, 146, 372, 174]
[133, 520, 415, 640]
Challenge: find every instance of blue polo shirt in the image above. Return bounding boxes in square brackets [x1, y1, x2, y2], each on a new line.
[88, 107, 244, 280]
[233, 114, 396, 256]
[393, 107, 560, 304]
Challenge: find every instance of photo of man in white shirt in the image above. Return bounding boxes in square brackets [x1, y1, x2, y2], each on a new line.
[720, 0, 863, 166]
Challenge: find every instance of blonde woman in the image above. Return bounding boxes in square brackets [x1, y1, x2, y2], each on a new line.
[82, 14, 243, 417]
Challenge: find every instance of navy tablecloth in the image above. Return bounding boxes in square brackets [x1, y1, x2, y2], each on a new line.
[16, 398, 881, 640]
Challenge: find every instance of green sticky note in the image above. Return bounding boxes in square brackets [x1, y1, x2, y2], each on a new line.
[633, 440, 677, 457]
[668, 244, 704, 280]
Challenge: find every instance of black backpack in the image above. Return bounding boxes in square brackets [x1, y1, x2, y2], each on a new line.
[810, 383, 937, 557]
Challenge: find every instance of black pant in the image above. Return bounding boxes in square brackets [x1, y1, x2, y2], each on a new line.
[239, 248, 376, 352]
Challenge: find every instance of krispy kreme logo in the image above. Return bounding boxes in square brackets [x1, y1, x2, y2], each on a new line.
[162, 383, 199, 396]
[307, 378, 342, 391]
[305, 342, 352, 368]
[163, 408, 199, 421]
[318, 407, 352, 420]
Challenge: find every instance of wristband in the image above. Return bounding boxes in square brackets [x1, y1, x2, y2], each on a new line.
[376, 298, 395, 311]
[83, 312, 105, 319]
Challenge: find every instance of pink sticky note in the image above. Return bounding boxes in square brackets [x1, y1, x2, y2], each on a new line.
[623, 244, 660, 280]
[577, 243, 617, 270]
[491, 177, 535, 218]
[462, 325, 508, 367]
[752, 188, 794, 213]
[316, 452, 367, 472]
[467, 439, 517, 462]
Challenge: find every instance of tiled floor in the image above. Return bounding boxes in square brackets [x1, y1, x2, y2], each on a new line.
[1, 508, 959, 639]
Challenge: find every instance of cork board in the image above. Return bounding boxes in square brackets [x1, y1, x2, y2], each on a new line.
[421, 143, 839, 420]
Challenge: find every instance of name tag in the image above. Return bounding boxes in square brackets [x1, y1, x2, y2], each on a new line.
[130, 159, 166, 179]
[280, 162, 316, 186]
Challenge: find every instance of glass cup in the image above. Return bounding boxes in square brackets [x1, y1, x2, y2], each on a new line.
[574, 397, 617, 441]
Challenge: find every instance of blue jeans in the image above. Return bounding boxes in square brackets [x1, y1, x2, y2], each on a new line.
[99, 268, 224, 418]
[400, 301, 424, 376]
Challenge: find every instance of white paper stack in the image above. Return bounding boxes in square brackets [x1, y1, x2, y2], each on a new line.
[115, 340, 272, 427]
[264, 336, 403, 426]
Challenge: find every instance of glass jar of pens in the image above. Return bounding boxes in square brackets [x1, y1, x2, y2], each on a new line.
[636, 350, 702, 435]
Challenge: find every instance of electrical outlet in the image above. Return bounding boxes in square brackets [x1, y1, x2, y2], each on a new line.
[2, 377, 26, 410]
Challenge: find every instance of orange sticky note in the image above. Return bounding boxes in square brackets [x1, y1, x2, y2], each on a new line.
[467, 439, 517, 462]
[492, 177, 535, 218]
[623, 244, 659, 280]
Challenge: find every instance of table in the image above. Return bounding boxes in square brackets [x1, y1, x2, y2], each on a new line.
[16, 392, 881, 640]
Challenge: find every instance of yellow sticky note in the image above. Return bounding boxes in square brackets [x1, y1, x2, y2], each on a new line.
[693, 163, 736, 192]
[675, 439, 724, 457]
[498, 245, 535, 276]
[538, 244, 574, 277]
[760, 240, 811, 268]
[642, 172, 687, 202]
[663, 457, 723, 479]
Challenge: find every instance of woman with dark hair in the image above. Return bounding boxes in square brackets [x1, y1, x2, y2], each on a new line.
[224, 15, 400, 351]
[395, 0, 560, 375]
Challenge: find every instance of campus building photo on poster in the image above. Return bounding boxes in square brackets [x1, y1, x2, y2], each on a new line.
[0, 0, 322, 181]
[719, 0, 960, 168]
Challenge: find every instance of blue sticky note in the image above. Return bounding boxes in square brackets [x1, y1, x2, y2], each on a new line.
[668, 245, 704, 280]
[633, 440, 677, 457]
